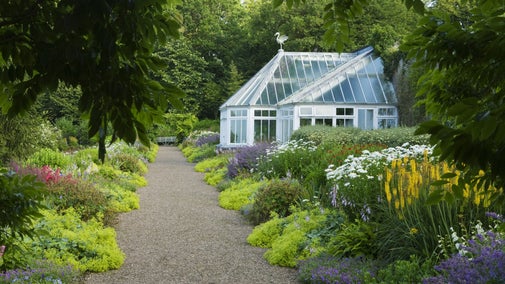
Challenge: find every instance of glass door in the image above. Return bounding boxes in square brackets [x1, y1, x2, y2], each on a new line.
[358, 109, 374, 130]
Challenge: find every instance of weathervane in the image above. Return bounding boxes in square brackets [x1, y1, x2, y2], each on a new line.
[274, 32, 288, 50]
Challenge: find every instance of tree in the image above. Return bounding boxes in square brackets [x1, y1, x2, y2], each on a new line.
[405, 0, 505, 190]
[274, 0, 505, 191]
[0, 0, 185, 161]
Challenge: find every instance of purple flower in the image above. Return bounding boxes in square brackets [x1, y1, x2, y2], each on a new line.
[227, 143, 273, 178]
[423, 230, 505, 283]
[195, 133, 220, 147]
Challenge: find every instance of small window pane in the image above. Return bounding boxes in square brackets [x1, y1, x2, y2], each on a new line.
[336, 119, 353, 127]
[300, 118, 312, 127]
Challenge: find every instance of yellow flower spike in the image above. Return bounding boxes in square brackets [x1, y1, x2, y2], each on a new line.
[409, 159, 416, 173]
[385, 182, 392, 204]
[394, 199, 400, 210]
[400, 191, 405, 209]
[386, 168, 392, 183]
[463, 184, 470, 199]
[483, 194, 491, 208]
[474, 192, 481, 206]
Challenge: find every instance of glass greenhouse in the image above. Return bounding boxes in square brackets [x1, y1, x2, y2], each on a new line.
[219, 46, 398, 148]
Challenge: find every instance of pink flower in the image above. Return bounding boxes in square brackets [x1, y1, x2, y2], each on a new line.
[0, 245, 6, 258]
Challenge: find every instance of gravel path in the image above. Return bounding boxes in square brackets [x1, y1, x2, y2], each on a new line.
[84, 146, 298, 284]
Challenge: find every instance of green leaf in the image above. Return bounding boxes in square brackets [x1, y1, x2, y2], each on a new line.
[479, 118, 498, 141]
[425, 188, 445, 205]
[452, 184, 464, 200]
[440, 172, 457, 179]
[430, 180, 449, 186]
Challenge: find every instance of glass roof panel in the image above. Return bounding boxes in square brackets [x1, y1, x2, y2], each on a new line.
[340, 78, 355, 102]
[322, 87, 334, 102]
[330, 84, 345, 102]
[221, 46, 397, 109]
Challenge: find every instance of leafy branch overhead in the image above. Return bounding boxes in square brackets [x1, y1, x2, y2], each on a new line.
[0, 0, 186, 161]
[272, 0, 425, 51]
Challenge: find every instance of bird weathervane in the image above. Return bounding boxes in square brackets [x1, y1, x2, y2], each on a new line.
[274, 32, 288, 50]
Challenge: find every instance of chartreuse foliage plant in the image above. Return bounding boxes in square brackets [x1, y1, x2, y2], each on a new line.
[248, 208, 340, 267]
[194, 153, 231, 174]
[26, 208, 124, 272]
[218, 178, 266, 210]
[25, 148, 71, 170]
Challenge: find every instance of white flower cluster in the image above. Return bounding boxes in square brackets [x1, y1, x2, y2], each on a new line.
[265, 139, 317, 158]
[325, 143, 434, 183]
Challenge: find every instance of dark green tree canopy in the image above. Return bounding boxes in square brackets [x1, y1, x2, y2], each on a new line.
[0, 0, 185, 161]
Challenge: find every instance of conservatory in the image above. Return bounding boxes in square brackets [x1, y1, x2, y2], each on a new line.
[219, 46, 398, 148]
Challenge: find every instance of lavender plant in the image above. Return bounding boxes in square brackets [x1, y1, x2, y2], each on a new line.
[298, 256, 377, 284]
[424, 231, 505, 283]
[227, 143, 273, 178]
[195, 133, 220, 147]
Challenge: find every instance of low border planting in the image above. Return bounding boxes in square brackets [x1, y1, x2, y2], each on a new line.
[182, 125, 505, 282]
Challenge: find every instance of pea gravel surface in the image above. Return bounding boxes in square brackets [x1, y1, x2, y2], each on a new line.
[84, 146, 298, 284]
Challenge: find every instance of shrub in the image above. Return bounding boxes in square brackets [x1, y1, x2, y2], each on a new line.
[369, 255, 435, 283]
[71, 148, 100, 170]
[108, 152, 148, 175]
[290, 125, 429, 147]
[227, 143, 273, 178]
[0, 114, 61, 164]
[25, 148, 71, 170]
[13, 164, 108, 221]
[0, 170, 46, 270]
[137, 143, 158, 163]
[193, 119, 220, 132]
[247, 178, 303, 225]
[47, 177, 108, 221]
[290, 125, 361, 145]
